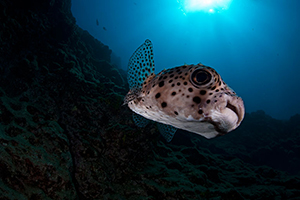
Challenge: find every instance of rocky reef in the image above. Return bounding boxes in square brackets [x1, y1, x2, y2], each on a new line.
[0, 0, 299, 199]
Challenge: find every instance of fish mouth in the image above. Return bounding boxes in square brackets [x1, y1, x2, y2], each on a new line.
[208, 95, 245, 134]
[225, 99, 244, 127]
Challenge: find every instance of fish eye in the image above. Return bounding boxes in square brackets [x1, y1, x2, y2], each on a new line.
[190, 69, 212, 86]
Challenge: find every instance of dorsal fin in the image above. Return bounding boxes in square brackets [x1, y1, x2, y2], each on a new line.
[127, 39, 155, 90]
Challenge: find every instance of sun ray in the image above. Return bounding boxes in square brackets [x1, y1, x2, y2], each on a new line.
[178, 0, 232, 14]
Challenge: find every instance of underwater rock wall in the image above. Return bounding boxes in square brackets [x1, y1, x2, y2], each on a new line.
[0, 0, 299, 199]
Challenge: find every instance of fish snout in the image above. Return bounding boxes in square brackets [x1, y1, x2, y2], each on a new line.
[204, 92, 245, 134]
[225, 95, 245, 128]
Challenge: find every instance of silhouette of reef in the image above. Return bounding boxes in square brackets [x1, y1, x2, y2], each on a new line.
[0, 0, 299, 199]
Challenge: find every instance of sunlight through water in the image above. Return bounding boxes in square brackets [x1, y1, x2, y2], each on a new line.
[177, 0, 232, 14]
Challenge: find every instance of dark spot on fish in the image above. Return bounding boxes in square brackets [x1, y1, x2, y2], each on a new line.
[159, 81, 164, 87]
[161, 102, 167, 108]
[211, 86, 216, 90]
[200, 90, 206, 95]
[174, 111, 178, 115]
[198, 110, 203, 115]
[188, 88, 193, 92]
[169, 79, 173, 83]
[175, 76, 178, 79]
[177, 82, 181, 86]
[171, 84, 175, 87]
[193, 96, 201, 104]
[184, 81, 188, 85]
[209, 92, 213, 95]
[216, 89, 219, 92]
[206, 99, 211, 104]
[155, 93, 161, 98]
[170, 74, 174, 78]
[219, 81, 222, 86]
[171, 92, 176, 96]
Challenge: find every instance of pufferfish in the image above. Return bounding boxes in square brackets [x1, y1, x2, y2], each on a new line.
[124, 39, 245, 142]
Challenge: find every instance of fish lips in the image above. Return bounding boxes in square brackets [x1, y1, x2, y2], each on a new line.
[203, 93, 245, 134]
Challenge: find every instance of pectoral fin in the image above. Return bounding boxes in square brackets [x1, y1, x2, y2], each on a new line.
[157, 123, 177, 142]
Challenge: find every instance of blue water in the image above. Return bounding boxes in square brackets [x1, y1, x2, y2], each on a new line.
[71, 0, 300, 120]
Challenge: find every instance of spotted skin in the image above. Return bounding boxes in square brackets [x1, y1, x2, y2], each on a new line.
[124, 40, 245, 140]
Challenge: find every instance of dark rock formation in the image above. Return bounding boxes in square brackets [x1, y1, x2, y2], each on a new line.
[0, 0, 299, 199]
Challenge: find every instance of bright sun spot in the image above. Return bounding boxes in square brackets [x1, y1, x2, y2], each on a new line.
[177, 0, 232, 14]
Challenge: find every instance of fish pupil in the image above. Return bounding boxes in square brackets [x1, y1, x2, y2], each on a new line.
[196, 72, 208, 82]
[190, 69, 212, 86]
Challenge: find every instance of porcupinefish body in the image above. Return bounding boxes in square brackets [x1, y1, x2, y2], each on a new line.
[124, 39, 245, 142]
